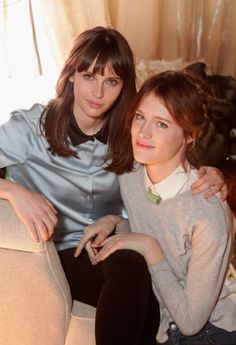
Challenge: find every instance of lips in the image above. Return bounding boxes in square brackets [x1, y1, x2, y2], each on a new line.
[136, 141, 155, 149]
[87, 100, 104, 109]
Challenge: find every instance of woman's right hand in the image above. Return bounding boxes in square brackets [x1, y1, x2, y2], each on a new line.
[5, 181, 57, 242]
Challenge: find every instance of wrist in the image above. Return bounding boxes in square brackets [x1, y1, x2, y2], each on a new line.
[0, 179, 23, 201]
[105, 214, 125, 227]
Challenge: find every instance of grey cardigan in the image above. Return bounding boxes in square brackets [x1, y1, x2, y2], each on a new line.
[119, 165, 236, 343]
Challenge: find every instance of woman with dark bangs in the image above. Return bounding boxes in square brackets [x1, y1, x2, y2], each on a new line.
[0, 27, 227, 344]
[0, 26, 158, 345]
[76, 71, 236, 344]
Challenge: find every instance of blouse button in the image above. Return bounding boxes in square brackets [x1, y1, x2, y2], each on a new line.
[170, 323, 178, 331]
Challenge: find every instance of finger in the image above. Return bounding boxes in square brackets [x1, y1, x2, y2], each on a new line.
[219, 185, 228, 201]
[41, 216, 55, 237]
[191, 181, 210, 195]
[45, 206, 57, 225]
[92, 235, 114, 248]
[203, 185, 227, 201]
[45, 210, 58, 229]
[78, 223, 117, 255]
[93, 232, 109, 246]
[86, 242, 98, 265]
[95, 243, 117, 262]
[197, 166, 207, 178]
[202, 186, 218, 199]
[34, 219, 50, 241]
[74, 240, 86, 257]
[199, 167, 224, 186]
[44, 197, 57, 214]
[88, 255, 98, 265]
[26, 221, 40, 242]
[190, 177, 206, 190]
[95, 237, 119, 261]
[74, 233, 93, 257]
[194, 167, 223, 188]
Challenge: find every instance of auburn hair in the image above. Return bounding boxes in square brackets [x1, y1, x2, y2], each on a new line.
[40, 26, 136, 159]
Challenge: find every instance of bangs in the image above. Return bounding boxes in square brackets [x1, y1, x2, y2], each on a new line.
[76, 43, 129, 79]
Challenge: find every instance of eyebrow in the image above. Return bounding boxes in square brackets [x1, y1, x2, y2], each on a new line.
[136, 108, 172, 123]
[81, 70, 121, 79]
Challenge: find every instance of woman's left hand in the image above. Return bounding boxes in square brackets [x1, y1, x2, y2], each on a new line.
[94, 232, 164, 266]
[74, 215, 125, 264]
[191, 166, 227, 201]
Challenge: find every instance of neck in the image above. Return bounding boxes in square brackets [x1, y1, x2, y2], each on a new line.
[146, 158, 186, 184]
[74, 113, 105, 136]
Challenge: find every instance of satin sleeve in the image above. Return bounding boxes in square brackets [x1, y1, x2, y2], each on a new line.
[0, 111, 36, 168]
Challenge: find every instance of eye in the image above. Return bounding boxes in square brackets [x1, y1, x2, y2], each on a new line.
[134, 113, 145, 121]
[155, 121, 168, 129]
[82, 73, 95, 80]
[105, 78, 120, 86]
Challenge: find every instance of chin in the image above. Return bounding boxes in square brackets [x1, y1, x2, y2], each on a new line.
[133, 153, 151, 165]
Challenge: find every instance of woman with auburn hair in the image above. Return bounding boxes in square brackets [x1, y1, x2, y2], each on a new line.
[76, 71, 236, 345]
[0, 26, 227, 344]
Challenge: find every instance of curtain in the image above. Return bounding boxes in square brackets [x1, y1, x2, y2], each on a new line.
[3, 0, 234, 75]
[1, 0, 236, 122]
[47, 0, 235, 77]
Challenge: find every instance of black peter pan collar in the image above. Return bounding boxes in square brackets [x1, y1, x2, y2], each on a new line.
[68, 113, 109, 146]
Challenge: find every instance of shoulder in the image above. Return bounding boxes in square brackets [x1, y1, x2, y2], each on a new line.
[178, 192, 232, 238]
[188, 192, 226, 217]
[119, 165, 144, 196]
[0, 104, 46, 162]
[4, 103, 45, 133]
[10, 103, 45, 130]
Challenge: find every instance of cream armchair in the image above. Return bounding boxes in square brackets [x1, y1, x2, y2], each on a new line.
[0, 199, 96, 345]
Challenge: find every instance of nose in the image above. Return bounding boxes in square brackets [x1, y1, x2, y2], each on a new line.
[138, 121, 152, 139]
[92, 81, 104, 99]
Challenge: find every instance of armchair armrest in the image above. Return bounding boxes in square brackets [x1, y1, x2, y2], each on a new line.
[0, 199, 73, 345]
[0, 199, 45, 253]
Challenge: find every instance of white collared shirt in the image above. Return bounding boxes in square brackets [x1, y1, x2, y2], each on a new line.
[144, 164, 198, 200]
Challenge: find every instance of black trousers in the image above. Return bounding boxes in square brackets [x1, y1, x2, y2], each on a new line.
[58, 248, 160, 345]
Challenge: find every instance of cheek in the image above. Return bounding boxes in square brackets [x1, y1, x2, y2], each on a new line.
[73, 82, 83, 99]
[168, 128, 185, 145]
[107, 83, 123, 103]
[164, 132, 186, 154]
[73, 78, 90, 97]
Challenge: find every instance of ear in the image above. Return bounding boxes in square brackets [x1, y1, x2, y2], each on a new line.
[185, 134, 194, 145]
[69, 74, 74, 82]
[186, 135, 194, 144]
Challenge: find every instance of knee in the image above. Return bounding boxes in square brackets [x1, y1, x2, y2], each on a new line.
[102, 249, 151, 283]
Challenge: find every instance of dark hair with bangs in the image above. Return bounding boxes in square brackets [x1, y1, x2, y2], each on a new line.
[108, 70, 215, 174]
[40, 26, 136, 157]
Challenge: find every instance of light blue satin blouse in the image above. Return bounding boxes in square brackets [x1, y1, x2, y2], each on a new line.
[0, 104, 125, 250]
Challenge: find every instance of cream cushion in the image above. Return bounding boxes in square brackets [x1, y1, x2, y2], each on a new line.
[0, 200, 96, 345]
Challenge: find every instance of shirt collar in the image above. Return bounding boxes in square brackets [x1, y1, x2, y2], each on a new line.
[68, 113, 109, 146]
[144, 164, 197, 200]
